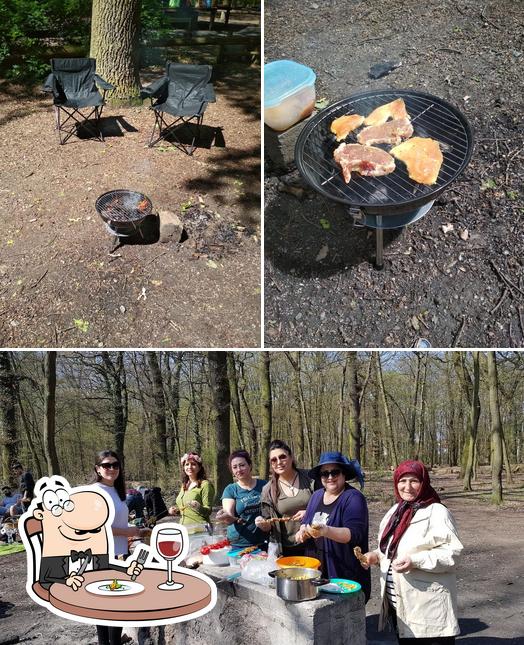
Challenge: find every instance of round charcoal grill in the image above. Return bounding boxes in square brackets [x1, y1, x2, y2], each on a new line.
[95, 189, 153, 237]
[295, 89, 474, 216]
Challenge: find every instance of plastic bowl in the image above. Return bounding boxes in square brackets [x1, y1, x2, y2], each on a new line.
[276, 556, 321, 570]
[202, 546, 230, 566]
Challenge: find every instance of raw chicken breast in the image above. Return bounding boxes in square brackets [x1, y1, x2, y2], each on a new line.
[357, 117, 414, 146]
[330, 114, 365, 141]
[363, 98, 410, 127]
[390, 137, 443, 185]
[334, 143, 396, 183]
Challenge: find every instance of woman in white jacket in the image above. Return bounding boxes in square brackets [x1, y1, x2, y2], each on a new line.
[362, 460, 463, 644]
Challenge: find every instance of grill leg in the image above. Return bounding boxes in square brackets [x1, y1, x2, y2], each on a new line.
[375, 217, 384, 270]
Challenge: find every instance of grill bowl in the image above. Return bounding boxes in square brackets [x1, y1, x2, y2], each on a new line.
[95, 189, 153, 234]
[295, 89, 474, 215]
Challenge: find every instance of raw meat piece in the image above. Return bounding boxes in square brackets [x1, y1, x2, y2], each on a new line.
[357, 117, 414, 146]
[333, 143, 395, 183]
[390, 137, 443, 185]
[363, 98, 410, 126]
[330, 113, 365, 141]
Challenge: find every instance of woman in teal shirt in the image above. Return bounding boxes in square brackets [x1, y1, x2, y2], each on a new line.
[217, 450, 267, 549]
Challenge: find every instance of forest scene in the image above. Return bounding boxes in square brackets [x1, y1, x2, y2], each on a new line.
[1, 350, 523, 644]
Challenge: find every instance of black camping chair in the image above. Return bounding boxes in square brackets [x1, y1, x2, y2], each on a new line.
[141, 62, 215, 155]
[43, 58, 114, 145]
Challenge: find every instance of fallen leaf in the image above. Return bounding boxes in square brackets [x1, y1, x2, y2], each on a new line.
[441, 223, 454, 234]
[319, 218, 331, 230]
[315, 97, 329, 109]
[207, 260, 218, 269]
[460, 228, 469, 241]
[150, 280, 163, 286]
[316, 244, 329, 261]
[119, 305, 126, 314]
[6, 240, 14, 246]
[411, 315, 420, 331]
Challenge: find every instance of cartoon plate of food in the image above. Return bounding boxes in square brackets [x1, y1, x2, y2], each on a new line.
[85, 579, 145, 596]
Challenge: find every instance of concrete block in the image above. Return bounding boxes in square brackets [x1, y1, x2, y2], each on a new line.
[264, 112, 317, 171]
[158, 209, 184, 244]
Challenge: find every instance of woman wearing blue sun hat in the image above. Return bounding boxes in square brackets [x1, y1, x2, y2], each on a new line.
[295, 451, 370, 601]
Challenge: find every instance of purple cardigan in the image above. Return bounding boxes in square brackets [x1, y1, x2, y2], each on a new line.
[303, 485, 371, 601]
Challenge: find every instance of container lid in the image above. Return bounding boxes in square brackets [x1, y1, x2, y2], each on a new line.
[264, 60, 316, 108]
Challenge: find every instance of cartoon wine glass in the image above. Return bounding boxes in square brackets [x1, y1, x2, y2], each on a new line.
[156, 527, 184, 590]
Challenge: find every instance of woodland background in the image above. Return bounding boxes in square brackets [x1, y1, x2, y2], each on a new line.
[0, 351, 522, 504]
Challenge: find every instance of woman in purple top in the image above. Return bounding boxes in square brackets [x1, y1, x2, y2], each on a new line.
[295, 451, 370, 602]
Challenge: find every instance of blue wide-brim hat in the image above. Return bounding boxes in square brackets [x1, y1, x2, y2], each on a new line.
[308, 451, 365, 489]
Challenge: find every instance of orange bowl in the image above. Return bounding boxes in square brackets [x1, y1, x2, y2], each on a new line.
[276, 556, 321, 570]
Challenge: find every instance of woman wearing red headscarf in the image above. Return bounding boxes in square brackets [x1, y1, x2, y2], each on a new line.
[361, 460, 463, 644]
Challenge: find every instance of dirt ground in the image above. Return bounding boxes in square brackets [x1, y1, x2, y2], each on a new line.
[264, 0, 524, 348]
[0, 64, 261, 348]
[1, 467, 523, 644]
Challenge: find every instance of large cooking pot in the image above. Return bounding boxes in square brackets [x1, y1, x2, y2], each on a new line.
[268, 567, 329, 602]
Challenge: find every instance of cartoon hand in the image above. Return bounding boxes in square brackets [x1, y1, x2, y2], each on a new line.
[127, 561, 144, 578]
[66, 573, 84, 591]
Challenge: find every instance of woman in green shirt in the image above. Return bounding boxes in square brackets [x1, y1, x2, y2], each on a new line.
[170, 452, 215, 526]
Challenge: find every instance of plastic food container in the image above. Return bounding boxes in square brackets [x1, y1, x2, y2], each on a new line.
[202, 546, 230, 566]
[264, 60, 316, 131]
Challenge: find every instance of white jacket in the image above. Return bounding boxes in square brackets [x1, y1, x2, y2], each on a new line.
[375, 502, 463, 639]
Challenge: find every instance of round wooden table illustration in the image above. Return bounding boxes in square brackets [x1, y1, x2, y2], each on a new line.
[49, 568, 213, 623]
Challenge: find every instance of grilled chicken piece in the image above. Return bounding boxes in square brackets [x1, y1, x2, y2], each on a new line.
[363, 98, 410, 127]
[334, 143, 395, 183]
[357, 117, 414, 146]
[330, 113, 365, 141]
[390, 137, 443, 185]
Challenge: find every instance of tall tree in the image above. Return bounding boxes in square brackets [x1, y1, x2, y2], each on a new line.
[43, 351, 60, 475]
[164, 352, 184, 461]
[100, 352, 128, 458]
[0, 352, 18, 484]
[259, 352, 272, 479]
[286, 352, 312, 463]
[146, 352, 169, 469]
[346, 353, 362, 462]
[487, 352, 504, 504]
[227, 354, 245, 448]
[454, 352, 480, 491]
[90, 0, 142, 104]
[375, 353, 399, 467]
[208, 352, 231, 501]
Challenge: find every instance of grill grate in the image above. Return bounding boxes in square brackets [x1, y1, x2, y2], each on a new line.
[295, 89, 474, 215]
[95, 190, 153, 224]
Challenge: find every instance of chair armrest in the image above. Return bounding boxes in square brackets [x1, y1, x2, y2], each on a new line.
[42, 73, 56, 94]
[140, 76, 169, 100]
[204, 83, 216, 103]
[94, 74, 115, 91]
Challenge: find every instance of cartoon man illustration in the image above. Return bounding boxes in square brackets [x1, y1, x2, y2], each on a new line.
[32, 478, 143, 591]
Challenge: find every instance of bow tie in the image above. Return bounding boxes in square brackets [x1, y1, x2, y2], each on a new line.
[70, 548, 92, 563]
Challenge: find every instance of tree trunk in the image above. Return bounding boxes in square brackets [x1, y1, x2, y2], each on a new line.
[165, 352, 183, 461]
[43, 351, 60, 475]
[455, 352, 481, 491]
[286, 352, 311, 464]
[487, 352, 504, 504]
[375, 353, 399, 467]
[90, 0, 142, 105]
[258, 352, 272, 480]
[101, 352, 128, 458]
[346, 353, 361, 462]
[0, 352, 18, 484]
[237, 358, 257, 456]
[337, 357, 347, 452]
[146, 352, 169, 469]
[208, 352, 230, 502]
[227, 354, 245, 448]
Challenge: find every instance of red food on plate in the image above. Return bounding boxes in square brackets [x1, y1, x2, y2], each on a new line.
[200, 546, 211, 555]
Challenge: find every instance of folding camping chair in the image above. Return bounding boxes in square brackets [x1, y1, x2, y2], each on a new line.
[43, 58, 114, 145]
[141, 63, 215, 155]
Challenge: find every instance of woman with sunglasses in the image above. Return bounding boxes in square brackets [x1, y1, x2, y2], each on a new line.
[91, 450, 150, 645]
[360, 460, 462, 644]
[216, 450, 267, 550]
[254, 440, 314, 557]
[169, 452, 215, 526]
[295, 451, 371, 601]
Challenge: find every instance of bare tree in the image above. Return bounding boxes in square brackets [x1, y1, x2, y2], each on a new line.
[0, 352, 18, 484]
[146, 352, 169, 469]
[259, 352, 272, 479]
[43, 352, 60, 475]
[454, 352, 480, 491]
[347, 352, 362, 462]
[227, 354, 245, 448]
[375, 352, 399, 467]
[487, 352, 504, 504]
[208, 352, 230, 501]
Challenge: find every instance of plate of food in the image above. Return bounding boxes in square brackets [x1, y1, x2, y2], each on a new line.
[319, 578, 362, 594]
[85, 579, 144, 596]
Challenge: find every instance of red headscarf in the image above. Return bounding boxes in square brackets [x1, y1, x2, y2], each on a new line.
[379, 460, 441, 559]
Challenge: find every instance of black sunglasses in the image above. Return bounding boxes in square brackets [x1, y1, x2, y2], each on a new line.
[99, 462, 120, 470]
[319, 469, 342, 479]
[270, 454, 288, 464]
